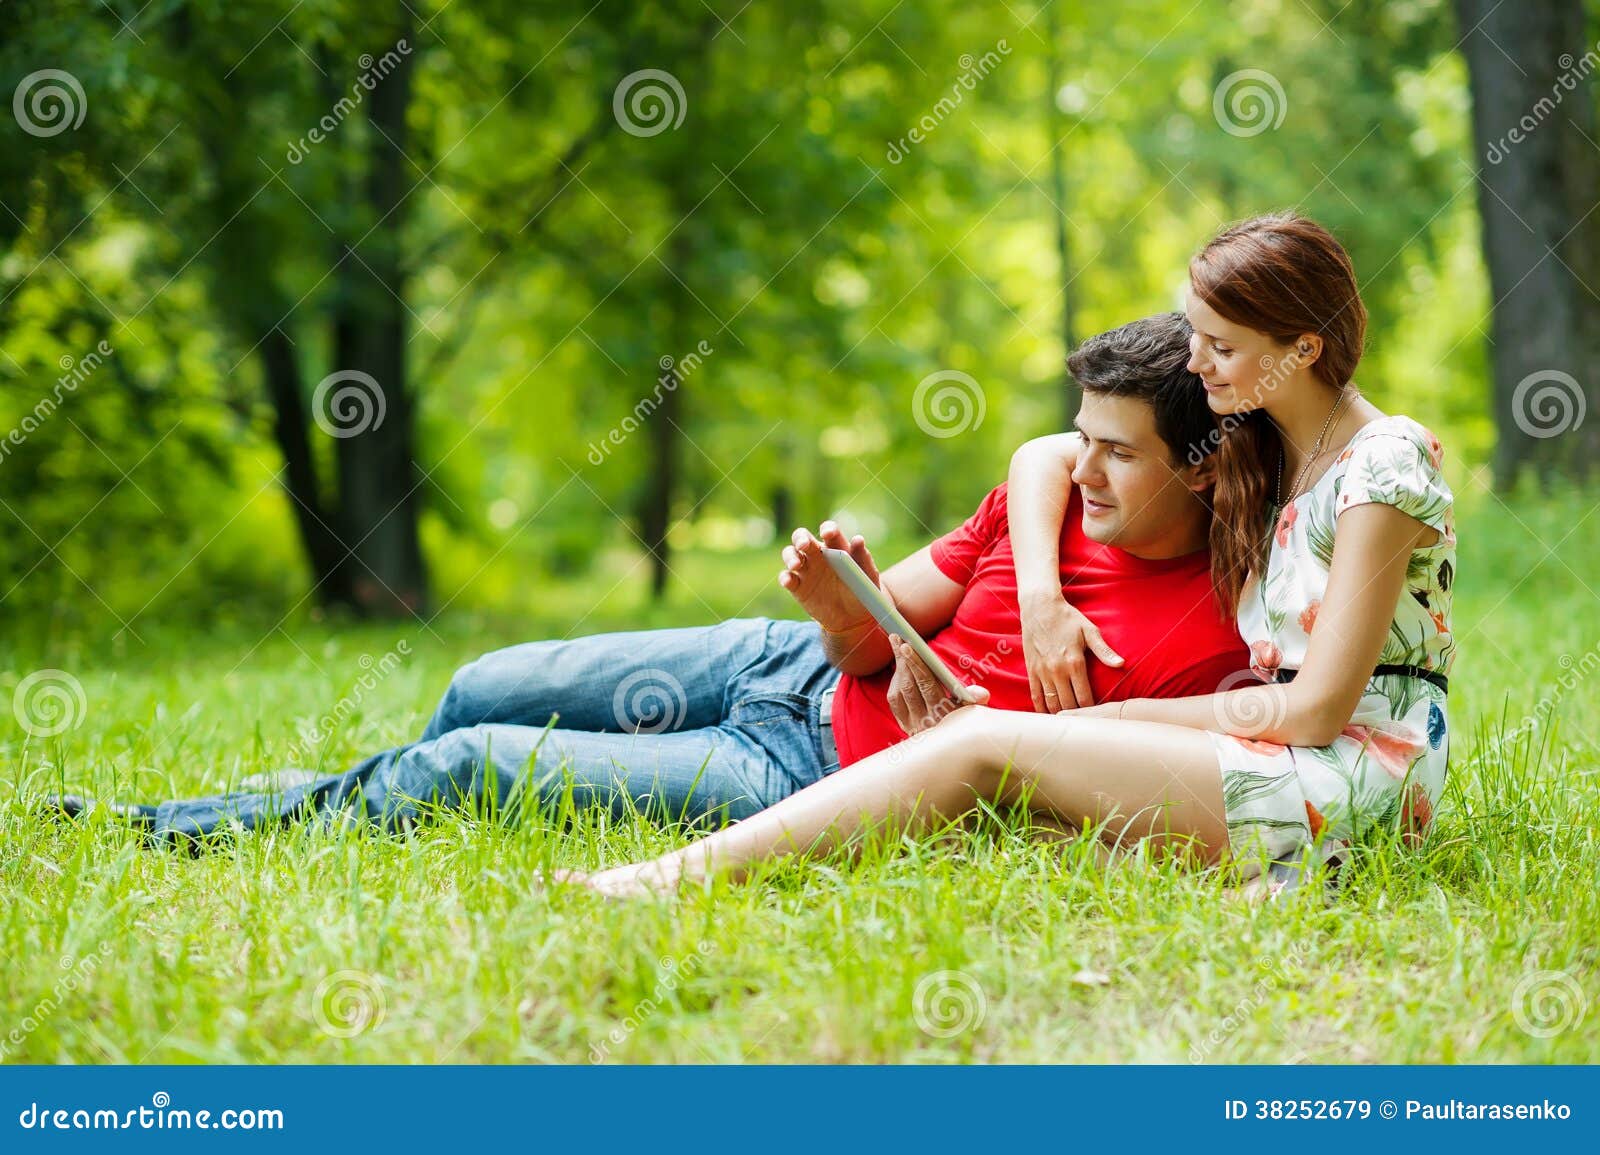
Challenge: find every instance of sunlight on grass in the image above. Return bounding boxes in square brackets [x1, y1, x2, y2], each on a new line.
[2, 493, 1595, 1063]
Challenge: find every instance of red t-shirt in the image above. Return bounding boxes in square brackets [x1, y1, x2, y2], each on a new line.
[830, 484, 1250, 765]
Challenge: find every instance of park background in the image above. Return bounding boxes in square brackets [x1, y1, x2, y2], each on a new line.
[0, 0, 1596, 1063]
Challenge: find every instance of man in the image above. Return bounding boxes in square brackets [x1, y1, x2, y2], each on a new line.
[50, 312, 1247, 844]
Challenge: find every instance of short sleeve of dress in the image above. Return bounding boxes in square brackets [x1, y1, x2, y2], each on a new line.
[1334, 421, 1452, 534]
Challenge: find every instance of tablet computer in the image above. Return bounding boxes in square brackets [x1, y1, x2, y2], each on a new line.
[820, 546, 979, 705]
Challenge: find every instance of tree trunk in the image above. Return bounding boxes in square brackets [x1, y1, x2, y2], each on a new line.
[1456, 0, 1600, 487]
[1554, 0, 1600, 480]
[771, 482, 794, 540]
[640, 205, 693, 599]
[640, 350, 681, 600]
[328, 21, 429, 615]
[259, 326, 351, 604]
[1046, 2, 1081, 431]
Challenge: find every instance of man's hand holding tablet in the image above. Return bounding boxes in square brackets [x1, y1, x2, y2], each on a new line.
[883, 632, 989, 734]
[778, 521, 988, 735]
[778, 522, 883, 636]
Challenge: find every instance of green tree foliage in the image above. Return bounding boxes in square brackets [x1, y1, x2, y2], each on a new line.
[1, 0, 1591, 627]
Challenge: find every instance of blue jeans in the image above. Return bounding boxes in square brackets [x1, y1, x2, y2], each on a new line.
[152, 618, 842, 840]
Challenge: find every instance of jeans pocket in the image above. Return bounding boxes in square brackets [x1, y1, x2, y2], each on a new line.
[728, 691, 811, 728]
[729, 692, 824, 797]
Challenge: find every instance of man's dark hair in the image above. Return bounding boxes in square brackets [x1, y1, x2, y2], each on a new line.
[1066, 312, 1219, 464]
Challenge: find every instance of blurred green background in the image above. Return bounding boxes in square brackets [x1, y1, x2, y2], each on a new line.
[4, 0, 1600, 1068]
[1, 0, 1595, 643]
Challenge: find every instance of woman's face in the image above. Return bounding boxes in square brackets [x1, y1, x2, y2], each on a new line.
[1183, 284, 1298, 416]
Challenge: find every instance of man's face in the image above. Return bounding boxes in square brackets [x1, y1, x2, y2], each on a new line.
[1070, 391, 1210, 550]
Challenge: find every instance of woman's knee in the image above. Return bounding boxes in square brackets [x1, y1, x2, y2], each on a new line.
[925, 705, 1008, 793]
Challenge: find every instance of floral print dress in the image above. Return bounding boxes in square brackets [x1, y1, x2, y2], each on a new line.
[1210, 414, 1455, 875]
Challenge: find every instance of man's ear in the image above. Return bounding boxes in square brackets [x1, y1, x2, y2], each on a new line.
[1186, 453, 1218, 492]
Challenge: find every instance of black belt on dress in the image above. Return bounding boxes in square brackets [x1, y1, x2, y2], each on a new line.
[1272, 664, 1447, 693]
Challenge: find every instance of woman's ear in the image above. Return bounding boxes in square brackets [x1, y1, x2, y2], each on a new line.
[1294, 333, 1324, 366]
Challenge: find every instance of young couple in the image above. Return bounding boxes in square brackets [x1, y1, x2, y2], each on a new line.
[54, 213, 1456, 900]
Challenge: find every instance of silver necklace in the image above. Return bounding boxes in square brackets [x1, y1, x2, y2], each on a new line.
[1275, 387, 1353, 509]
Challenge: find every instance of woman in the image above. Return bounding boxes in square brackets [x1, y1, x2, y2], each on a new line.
[557, 212, 1455, 899]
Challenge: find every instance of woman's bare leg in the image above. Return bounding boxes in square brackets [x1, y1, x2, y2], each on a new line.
[562, 705, 1229, 897]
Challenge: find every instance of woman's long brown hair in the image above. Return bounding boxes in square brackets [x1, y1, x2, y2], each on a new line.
[1189, 213, 1368, 618]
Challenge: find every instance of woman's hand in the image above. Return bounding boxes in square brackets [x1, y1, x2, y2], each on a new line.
[1018, 591, 1124, 711]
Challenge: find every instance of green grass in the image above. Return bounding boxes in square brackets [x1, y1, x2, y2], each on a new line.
[2, 491, 1597, 1064]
